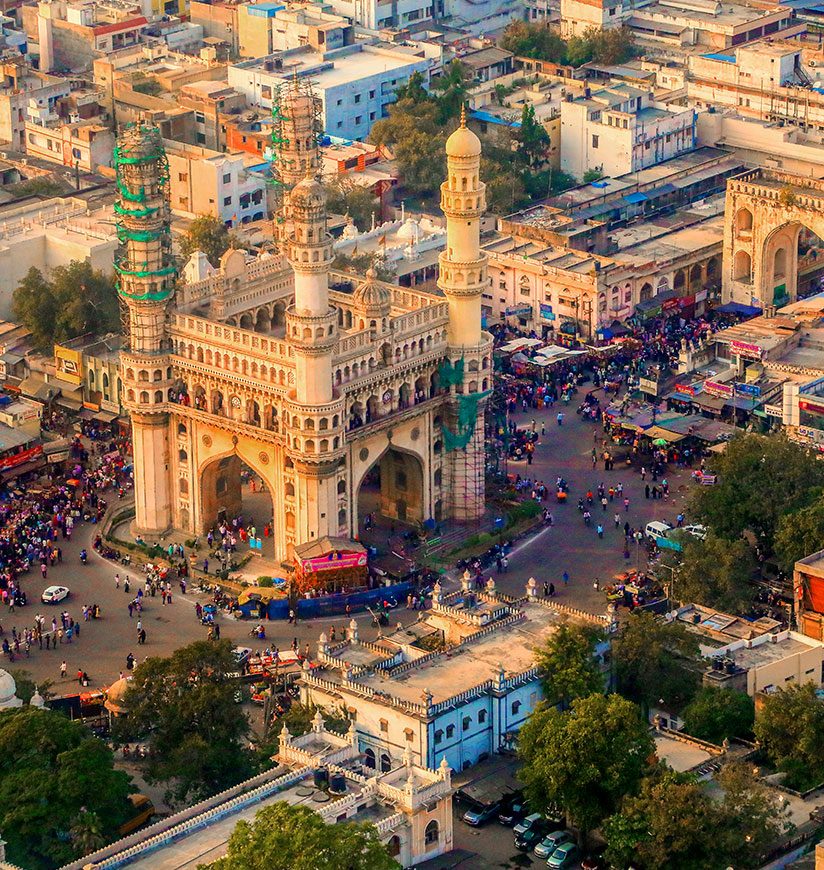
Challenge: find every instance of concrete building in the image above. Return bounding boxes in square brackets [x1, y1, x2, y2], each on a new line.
[560, 83, 696, 181]
[0, 58, 69, 151]
[560, 0, 629, 39]
[302, 580, 611, 770]
[164, 140, 267, 226]
[270, 4, 354, 53]
[118, 84, 490, 559]
[23, 116, 113, 172]
[177, 80, 246, 151]
[228, 44, 431, 140]
[64, 713, 454, 870]
[323, 0, 442, 31]
[189, 0, 239, 57]
[795, 550, 824, 642]
[55, 332, 125, 417]
[0, 197, 117, 319]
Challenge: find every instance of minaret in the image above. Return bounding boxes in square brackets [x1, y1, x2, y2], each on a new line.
[438, 108, 490, 521]
[438, 105, 487, 350]
[115, 123, 175, 535]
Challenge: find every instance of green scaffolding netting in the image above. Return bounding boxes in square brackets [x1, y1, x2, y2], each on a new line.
[114, 201, 158, 218]
[441, 390, 491, 451]
[438, 357, 464, 388]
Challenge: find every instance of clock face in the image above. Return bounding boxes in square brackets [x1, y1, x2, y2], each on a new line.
[230, 395, 242, 409]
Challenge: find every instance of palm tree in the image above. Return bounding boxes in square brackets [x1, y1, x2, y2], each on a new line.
[70, 810, 106, 856]
[432, 60, 470, 123]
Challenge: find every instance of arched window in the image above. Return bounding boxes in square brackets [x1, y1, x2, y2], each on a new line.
[285, 482, 295, 497]
[736, 207, 753, 234]
[424, 821, 439, 846]
[178, 449, 187, 463]
[380, 753, 391, 772]
[179, 478, 188, 495]
[387, 835, 401, 857]
[734, 250, 752, 283]
[364, 748, 376, 769]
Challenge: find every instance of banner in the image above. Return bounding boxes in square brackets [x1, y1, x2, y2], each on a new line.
[539, 303, 555, 321]
[54, 346, 83, 386]
[674, 382, 702, 397]
[639, 377, 658, 396]
[505, 304, 533, 317]
[735, 382, 761, 397]
[799, 397, 824, 417]
[301, 552, 368, 573]
[730, 339, 763, 360]
[0, 443, 43, 471]
[703, 380, 734, 399]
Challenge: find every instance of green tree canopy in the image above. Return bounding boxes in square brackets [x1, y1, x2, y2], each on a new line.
[13, 261, 119, 352]
[178, 214, 238, 267]
[518, 693, 653, 840]
[203, 803, 399, 870]
[430, 60, 471, 124]
[691, 434, 824, 549]
[754, 683, 824, 790]
[535, 622, 604, 708]
[116, 639, 252, 805]
[516, 104, 550, 168]
[681, 686, 754, 744]
[325, 179, 379, 232]
[0, 707, 134, 869]
[613, 611, 700, 715]
[665, 533, 756, 612]
[499, 21, 567, 62]
[774, 492, 824, 571]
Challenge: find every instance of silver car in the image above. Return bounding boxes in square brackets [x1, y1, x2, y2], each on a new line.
[534, 830, 572, 859]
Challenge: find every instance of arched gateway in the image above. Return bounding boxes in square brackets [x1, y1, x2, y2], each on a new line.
[117, 90, 493, 564]
[723, 168, 824, 309]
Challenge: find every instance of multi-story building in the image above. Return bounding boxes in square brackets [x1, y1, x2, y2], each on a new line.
[560, 83, 696, 180]
[177, 80, 246, 151]
[560, 0, 630, 39]
[302, 579, 611, 771]
[64, 712, 454, 870]
[189, 0, 239, 57]
[163, 140, 267, 226]
[23, 114, 113, 172]
[323, 0, 443, 31]
[0, 57, 70, 151]
[269, 4, 354, 53]
[228, 44, 431, 140]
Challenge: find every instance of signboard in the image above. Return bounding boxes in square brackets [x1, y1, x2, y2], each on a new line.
[662, 296, 681, 312]
[764, 404, 783, 419]
[539, 303, 555, 321]
[796, 425, 824, 444]
[730, 339, 763, 361]
[703, 380, 734, 399]
[639, 377, 658, 396]
[735, 382, 761, 398]
[0, 443, 43, 471]
[799, 397, 824, 417]
[505, 304, 533, 318]
[695, 289, 708, 303]
[674, 382, 702, 397]
[301, 551, 368, 573]
[54, 346, 83, 386]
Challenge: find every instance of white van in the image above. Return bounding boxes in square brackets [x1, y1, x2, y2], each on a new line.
[644, 521, 673, 542]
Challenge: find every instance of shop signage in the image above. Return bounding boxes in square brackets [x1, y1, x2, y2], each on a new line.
[301, 552, 368, 573]
[735, 382, 761, 397]
[764, 404, 783, 418]
[678, 294, 696, 309]
[539, 303, 556, 321]
[662, 297, 681, 312]
[639, 377, 658, 396]
[799, 397, 824, 417]
[505, 304, 532, 317]
[730, 339, 763, 360]
[0, 443, 43, 471]
[695, 289, 708, 303]
[703, 380, 734, 399]
[674, 382, 702, 397]
[797, 425, 824, 444]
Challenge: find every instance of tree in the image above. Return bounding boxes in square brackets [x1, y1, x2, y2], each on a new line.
[499, 21, 567, 63]
[518, 693, 653, 841]
[116, 639, 252, 805]
[516, 104, 550, 168]
[774, 493, 824, 571]
[325, 179, 379, 232]
[430, 60, 471, 124]
[587, 26, 636, 64]
[7, 669, 52, 705]
[204, 803, 399, 870]
[394, 70, 429, 105]
[582, 168, 604, 183]
[603, 767, 720, 870]
[251, 704, 351, 769]
[535, 622, 604, 708]
[178, 214, 237, 267]
[754, 683, 824, 791]
[0, 707, 134, 869]
[681, 687, 754, 744]
[691, 433, 824, 549]
[70, 810, 107, 856]
[13, 260, 119, 351]
[665, 533, 756, 612]
[565, 35, 593, 68]
[613, 611, 700, 716]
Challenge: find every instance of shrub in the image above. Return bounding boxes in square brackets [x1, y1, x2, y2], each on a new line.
[257, 576, 274, 588]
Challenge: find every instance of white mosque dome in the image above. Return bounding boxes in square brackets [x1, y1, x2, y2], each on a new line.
[396, 218, 420, 243]
[0, 669, 22, 709]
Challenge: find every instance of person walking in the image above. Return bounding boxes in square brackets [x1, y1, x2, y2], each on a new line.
[614, 512, 621, 528]
[114, 573, 120, 589]
[562, 570, 569, 587]
[60, 660, 67, 679]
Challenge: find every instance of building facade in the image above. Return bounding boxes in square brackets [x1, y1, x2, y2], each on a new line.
[119, 84, 490, 562]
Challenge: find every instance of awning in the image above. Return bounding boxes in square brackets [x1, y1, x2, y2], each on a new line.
[79, 408, 119, 423]
[715, 302, 761, 317]
[708, 442, 728, 453]
[623, 192, 648, 204]
[1, 459, 45, 481]
[56, 395, 83, 411]
[644, 426, 684, 443]
[645, 183, 677, 200]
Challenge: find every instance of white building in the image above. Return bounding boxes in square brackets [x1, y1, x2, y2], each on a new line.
[163, 141, 267, 226]
[323, 0, 442, 31]
[302, 579, 611, 772]
[560, 84, 696, 181]
[228, 44, 431, 141]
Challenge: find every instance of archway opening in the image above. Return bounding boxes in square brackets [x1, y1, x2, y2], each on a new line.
[199, 455, 275, 559]
[356, 447, 424, 545]
[797, 226, 824, 300]
[733, 250, 752, 283]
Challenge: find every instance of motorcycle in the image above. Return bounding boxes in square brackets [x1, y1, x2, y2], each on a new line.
[249, 624, 266, 639]
[79, 550, 88, 565]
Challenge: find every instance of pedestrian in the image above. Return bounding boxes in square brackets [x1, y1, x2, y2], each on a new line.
[288, 609, 296, 624]
[128, 602, 134, 618]
[614, 512, 620, 528]
[597, 524, 604, 538]
[624, 497, 630, 512]
[562, 571, 569, 586]
[124, 578, 130, 594]
[139, 628, 146, 645]
[502, 556, 508, 573]
[543, 581, 549, 597]
[645, 484, 650, 499]
[60, 660, 67, 678]
[641, 466, 646, 480]
[114, 573, 120, 588]
[549, 582, 555, 597]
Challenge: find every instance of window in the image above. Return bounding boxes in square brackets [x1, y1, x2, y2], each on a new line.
[369, 112, 376, 121]
[71, 147, 82, 159]
[404, 728, 414, 742]
[379, 718, 388, 733]
[354, 93, 361, 103]
[462, 716, 471, 731]
[434, 729, 443, 744]
[196, 132, 205, 144]
[591, 134, 599, 149]
[511, 700, 522, 714]
[424, 821, 439, 846]
[364, 748, 376, 768]
[369, 89, 376, 98]
[336, 98, 343, 106]
[446, 724, 455, 738]
[223, 173, 231, 184]
[355, 116, 362, 125]
[478, 709, 487, 724]
[223, 196, 232, 206]
[261, 85, 272, 99]
[195, 111, 205, 123]
[178, 172, 188, 182]
[380, 753, 391, 772]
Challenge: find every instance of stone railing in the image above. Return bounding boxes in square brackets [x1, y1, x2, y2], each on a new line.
[430, 680, 494, 716]
[531, 597, 611, 625]
[171, 314, 294, 361]
[62, 766, 311, 870]
[375, 811, 406, 835]
[278, 740, 357, 769]
[501, 666, 540, 691]
[318, 780, 379, 822]
[385, 648, 442, 677]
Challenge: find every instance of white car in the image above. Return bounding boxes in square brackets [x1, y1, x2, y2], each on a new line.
[644, 521, 673, 542]
[41, 585, 69, 604]
[682, 524, 708, 540]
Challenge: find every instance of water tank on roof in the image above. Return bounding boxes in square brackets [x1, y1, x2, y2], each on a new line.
[314, 767, 329, 789]
[329, 772, 347, 794]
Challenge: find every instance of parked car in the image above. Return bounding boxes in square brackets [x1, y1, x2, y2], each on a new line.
[41, 585, 69, 604]
[515, 823, 547, 852]
[513, 812, 544, 836]
[498, 794, 527, 826]
[644, 520, 673, 542]
[462, 802, 501, 827]
[534, 830, 573, 859]
[682, 523, 708, 540]
[581, 852, 608, 870]
[547, 843, 581, 869]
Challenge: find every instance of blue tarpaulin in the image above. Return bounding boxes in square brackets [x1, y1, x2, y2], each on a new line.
[624, 191, 649, 204]
[715, 302, 762, 317]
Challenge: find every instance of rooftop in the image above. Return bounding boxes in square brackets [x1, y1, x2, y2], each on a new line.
[654, 732, 714, 773]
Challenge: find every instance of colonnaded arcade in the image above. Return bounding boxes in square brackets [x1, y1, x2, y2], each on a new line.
[116, 82, 493, 563]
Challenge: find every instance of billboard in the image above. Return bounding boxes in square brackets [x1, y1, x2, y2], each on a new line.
[54, 345, 83, 386]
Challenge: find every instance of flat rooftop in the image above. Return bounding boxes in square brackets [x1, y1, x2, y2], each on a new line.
[615, 214, 724, 266]
[654, 733, 713, 773]
[726, 634, 821, 670]
[356, 604, 566, 704]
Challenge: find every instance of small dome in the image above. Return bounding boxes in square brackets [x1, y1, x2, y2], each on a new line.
[0, 669, 21, 709]
[341, 216, 359, 240]
[446, 107, 481, 158]
[396, 218, 419, 242]
[104, 677, 131, 715]
[290, 175, 325, 208]
[353, 267, 391, 313]
[29, 688, 44, 709]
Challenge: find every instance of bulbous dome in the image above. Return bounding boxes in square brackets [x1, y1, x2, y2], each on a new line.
[446, 107, 481, 158]
[0, 669, 21, 709]
[353, 266, 391, 313]
[290, 175, 325, 209]
[396, 218, 420, 243]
